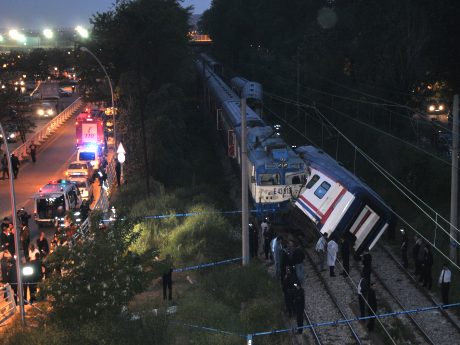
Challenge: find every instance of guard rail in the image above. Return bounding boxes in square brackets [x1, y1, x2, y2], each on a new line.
[12, 98, 83, 162]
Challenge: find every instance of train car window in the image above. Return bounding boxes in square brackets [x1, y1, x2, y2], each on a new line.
[314, 182, 331, 199]
[306, 175, 320, 189]
[260, 173, 280, 185]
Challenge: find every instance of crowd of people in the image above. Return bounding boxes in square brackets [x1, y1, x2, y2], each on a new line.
[400, 229, 452, 304]
[0, 206, 90, 305]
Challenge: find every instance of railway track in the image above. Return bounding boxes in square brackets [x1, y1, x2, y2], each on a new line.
[282, 228, 368, 345]
[371, 244, 460, 344]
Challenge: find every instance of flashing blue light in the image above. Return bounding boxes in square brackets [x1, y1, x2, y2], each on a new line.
[84, 143, 98, 151]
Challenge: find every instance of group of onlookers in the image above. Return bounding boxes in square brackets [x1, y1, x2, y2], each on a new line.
[0, 210, 50, 305]
[401, 229, 452, 305]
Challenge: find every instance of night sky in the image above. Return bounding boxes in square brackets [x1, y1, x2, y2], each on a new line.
[0, 0, 211, 29]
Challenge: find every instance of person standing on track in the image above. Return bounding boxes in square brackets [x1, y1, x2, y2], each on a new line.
[291, 243, 305, 284]
[293, 282, 305, 334]
[272, 235, 283, 279]
[327, 238, 338, 277]
[249, 223, 259, 258]
[412, 236, 422, 276]
[261, 218, 273, 260]
[367, 283, 377, 331]
[422, 245, 433, 290]
[438, 263, 451, 305]
[315, 232, 328, 272]
[358, 273, 369, 318]
[362, 248, 372, 282]
[340, 237, 350, 276]
[400, 229, 409, 268]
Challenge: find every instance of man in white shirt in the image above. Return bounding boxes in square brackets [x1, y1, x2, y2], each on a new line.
[438, 263, 451, 305]
[327, 238, 339, 277]
[315, 232, 328, 272]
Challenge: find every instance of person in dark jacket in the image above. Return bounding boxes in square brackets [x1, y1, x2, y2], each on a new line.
[422, 245, 433, 290]
[282, 267, 298, 317]
[261, 218, 273, 260]
[249, 223, 259, 258]
[6, 258, 18, 304]
[10, 153, 20, 179]
[291, 244, 305, 284]
[293, 283, 305, 334]
[340, 238, 350, 276]
[362, 249, 372, 282]
[20, 221, 30, 261]
[367, 284, 378, 331]
[36, 231, 49, 257]
[162, 254, 173, 300]
[400, 229, 409, 268]
[412, 236, 422, 275]
[115, 157, 122, 187]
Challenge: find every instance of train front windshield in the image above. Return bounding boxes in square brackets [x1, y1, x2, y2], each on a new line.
[37, 195, 66, 219]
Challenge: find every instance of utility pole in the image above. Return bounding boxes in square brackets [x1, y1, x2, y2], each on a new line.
[241, 96, 250, 266]
[450, 94, 459, 262]
[0, 123, 25, 325]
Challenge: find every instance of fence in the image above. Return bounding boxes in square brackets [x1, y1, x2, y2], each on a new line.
[0, 284, 16, 325]
[75, 155, 116, 238]
[12, 98, 83, 162]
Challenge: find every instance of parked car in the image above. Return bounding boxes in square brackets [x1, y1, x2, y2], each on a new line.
[70, 177, 94, 202]
[0, 124, 20, 143]
[65, 160, 94, 180]
[58, 88, 72, 97]
[35, 102, 55, 117]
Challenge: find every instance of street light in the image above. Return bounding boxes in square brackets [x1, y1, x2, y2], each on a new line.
[0, 123, 25, 325]
[80, 46, 116, 149]
[75, 26, 89, 39]
[43, 28, 53, 39]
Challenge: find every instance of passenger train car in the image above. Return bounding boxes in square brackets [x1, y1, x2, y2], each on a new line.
[196, 55, 308, 218]
[294, 146, 395, 254]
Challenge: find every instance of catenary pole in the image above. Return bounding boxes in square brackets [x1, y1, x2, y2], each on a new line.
[0, 123, 25, 325]
[450, 94, 459, 262]
[241, 97, 250, 266]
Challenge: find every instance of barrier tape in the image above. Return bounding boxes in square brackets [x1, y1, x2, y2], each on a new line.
[250, 302, 460, 337]
[173, 257, 242, 273]
[144, 209, 277, 220]
[171, 321, 245, 338]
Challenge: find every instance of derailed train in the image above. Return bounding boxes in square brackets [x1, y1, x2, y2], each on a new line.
[196, 54, 395, 254]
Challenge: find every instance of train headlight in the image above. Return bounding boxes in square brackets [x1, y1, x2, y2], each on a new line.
[428, 105, 435, 112]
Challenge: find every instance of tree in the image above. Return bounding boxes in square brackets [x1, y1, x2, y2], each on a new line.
[41, 213, 155, 321]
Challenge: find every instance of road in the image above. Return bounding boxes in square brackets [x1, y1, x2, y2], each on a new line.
[0, 92, 82, 245]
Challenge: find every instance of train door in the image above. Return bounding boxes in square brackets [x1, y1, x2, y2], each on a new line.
[349, 205, 381, 250]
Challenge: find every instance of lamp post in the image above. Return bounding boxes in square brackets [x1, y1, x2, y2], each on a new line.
[0, 123, 25, 325]
[80, 46, 116, 149]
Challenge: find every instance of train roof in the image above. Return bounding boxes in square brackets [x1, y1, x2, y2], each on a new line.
[296, 146, 391, 206]
[246, 126, 305, 169]
[223, 100, 264, 128]
[230, 77, 263, 102]
[196, 59, 238, 104]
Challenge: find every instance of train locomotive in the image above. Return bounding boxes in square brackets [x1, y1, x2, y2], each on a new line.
[196, 53, 394, 253]
[294, 146, 395, 254]
[196, 56, 308, 219]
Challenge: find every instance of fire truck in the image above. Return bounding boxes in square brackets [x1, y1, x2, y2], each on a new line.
[75, 111, 104, 147]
